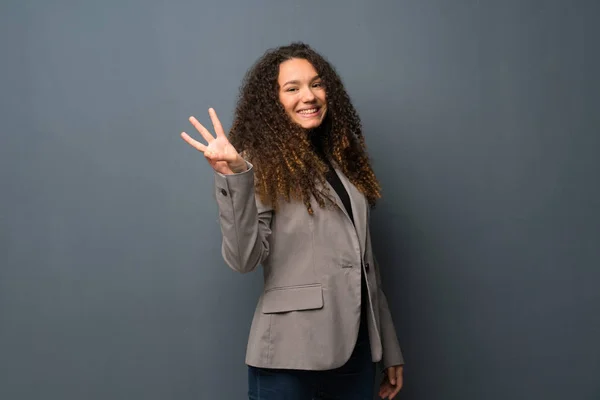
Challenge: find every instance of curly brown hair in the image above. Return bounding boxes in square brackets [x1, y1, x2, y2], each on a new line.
[229, 42, 381, 214]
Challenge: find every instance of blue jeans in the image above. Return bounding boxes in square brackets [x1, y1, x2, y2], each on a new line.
[248, 315, 375, 400]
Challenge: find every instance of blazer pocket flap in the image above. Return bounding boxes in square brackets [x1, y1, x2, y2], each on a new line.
[262, 284, 323, 314]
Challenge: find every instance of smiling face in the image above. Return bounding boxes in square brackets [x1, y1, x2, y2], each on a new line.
[277, 58, 327, 129]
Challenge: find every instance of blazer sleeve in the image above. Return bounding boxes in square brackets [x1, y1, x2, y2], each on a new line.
[213, 161, 273, 274]
[374, 254, 405, 369]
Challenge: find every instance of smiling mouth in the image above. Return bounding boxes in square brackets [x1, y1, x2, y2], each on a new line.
[297, 107, 321, 117]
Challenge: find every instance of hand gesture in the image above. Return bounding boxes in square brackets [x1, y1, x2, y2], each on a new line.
[180, 108, 247, 175]
[379, 365, 403, 399]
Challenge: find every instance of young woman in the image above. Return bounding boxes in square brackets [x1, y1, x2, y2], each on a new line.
[181, 42, 404, 400]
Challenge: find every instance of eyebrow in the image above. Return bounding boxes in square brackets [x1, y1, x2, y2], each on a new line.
[282, 76, 321, 87]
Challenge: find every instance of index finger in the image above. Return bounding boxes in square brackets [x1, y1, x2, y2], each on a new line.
[389, 372, 402, 399]
[208, 108, 226, 138]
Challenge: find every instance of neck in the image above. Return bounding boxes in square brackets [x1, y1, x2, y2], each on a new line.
[307, 116, 331, 158]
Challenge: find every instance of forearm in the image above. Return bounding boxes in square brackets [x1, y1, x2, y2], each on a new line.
[214, 162, 272, 273]
[378, 288, 405, 369]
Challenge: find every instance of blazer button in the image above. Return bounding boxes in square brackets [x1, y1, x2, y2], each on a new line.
[220, 189, 228, 196]
[365, 262, 370, 272]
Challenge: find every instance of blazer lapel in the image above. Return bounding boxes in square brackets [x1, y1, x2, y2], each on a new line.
[316, 166, 367, 258]
[315, 177, 346, 215]
[334, 167, 367, 258]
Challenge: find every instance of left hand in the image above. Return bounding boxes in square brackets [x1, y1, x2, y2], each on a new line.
[378, 365, 403, 399]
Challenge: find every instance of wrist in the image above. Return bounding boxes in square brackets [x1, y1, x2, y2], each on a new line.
[230, 158, 248, 174]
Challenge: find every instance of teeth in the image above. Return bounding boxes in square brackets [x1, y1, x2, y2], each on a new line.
[298, 108, 318, 114]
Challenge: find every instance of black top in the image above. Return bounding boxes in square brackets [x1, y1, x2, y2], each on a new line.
[325, 167, 354, 225]
[309, 120, 354, 224]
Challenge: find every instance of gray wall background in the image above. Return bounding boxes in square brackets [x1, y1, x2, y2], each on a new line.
[1, 1, 599, 399]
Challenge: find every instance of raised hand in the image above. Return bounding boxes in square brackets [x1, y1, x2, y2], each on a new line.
[180, 108, 247, 175]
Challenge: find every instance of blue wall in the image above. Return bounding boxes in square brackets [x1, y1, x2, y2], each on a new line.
[1, 1, 599, 398]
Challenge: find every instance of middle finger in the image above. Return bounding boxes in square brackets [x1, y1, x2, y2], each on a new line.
[189, 116, 215, 143]
[389, 385, 401, 399]
[208, 108, 226, 137]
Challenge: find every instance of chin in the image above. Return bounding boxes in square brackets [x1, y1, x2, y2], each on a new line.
[299, 121, 323, 129]
[295, 115, 326, 130]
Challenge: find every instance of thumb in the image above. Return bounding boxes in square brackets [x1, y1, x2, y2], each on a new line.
[205, 150, 235, 163]
[387, 367, 396, 385]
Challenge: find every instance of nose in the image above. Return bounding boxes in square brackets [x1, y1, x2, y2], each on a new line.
[300, 87, 316, 103]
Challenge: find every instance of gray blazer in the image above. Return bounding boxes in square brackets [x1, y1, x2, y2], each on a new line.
[214, 161, 404, 371]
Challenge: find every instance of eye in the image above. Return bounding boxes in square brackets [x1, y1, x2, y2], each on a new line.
[312, 82, 323, 88]
[286, 87, 298, 92]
